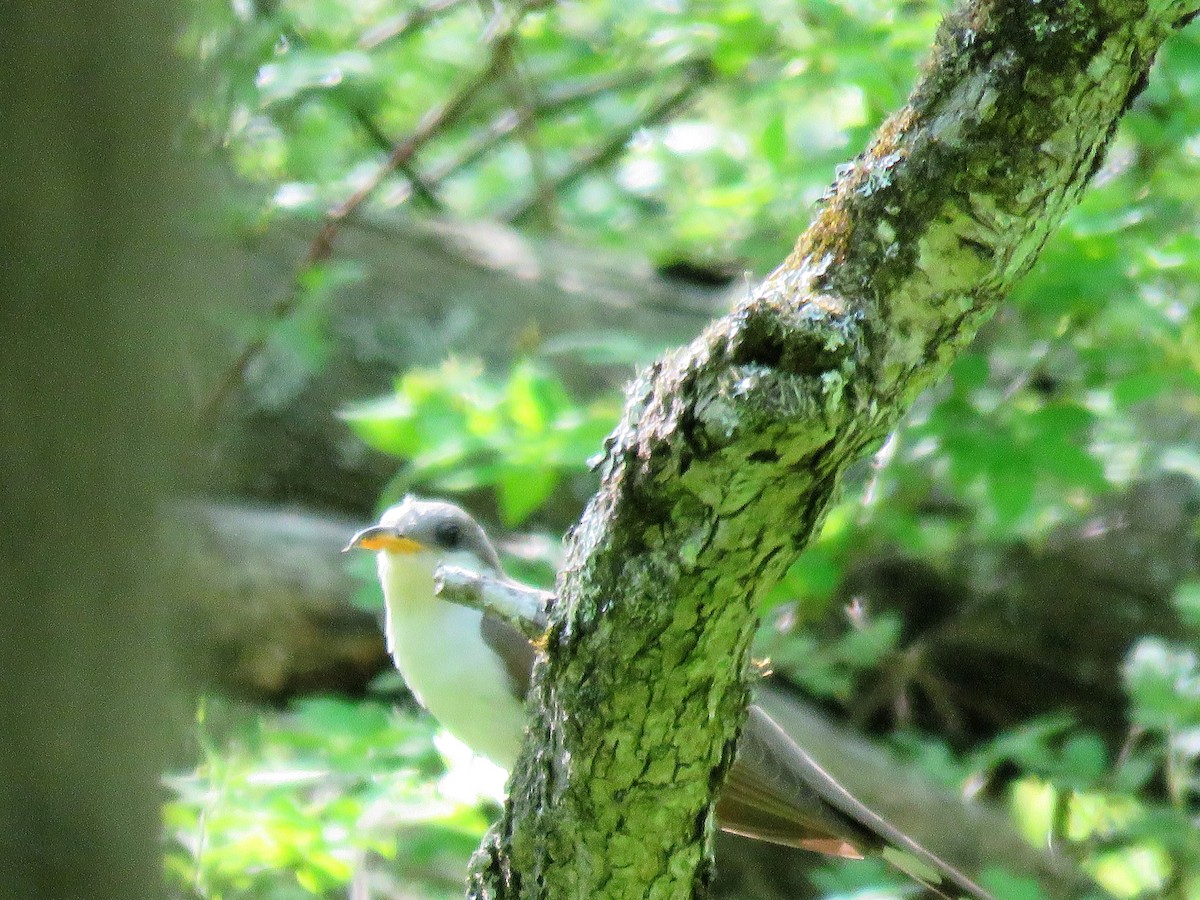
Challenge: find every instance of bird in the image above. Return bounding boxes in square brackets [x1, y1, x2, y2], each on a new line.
[346, 496, 995, 900]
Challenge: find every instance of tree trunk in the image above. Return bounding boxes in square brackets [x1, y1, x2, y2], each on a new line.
[0, 3, 193, 899]
[467, 2, 1200, 897]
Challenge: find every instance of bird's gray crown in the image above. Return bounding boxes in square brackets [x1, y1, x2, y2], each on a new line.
[380, 496, 502, 571]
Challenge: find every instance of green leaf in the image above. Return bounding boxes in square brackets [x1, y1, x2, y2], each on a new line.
[1112, 371, 1169, 405]
[256, 50, 375, 106]
[1123, 638, 1200, 732]
[498, 466, 559, 526]
[950, 352, 989, 393]
[339, 396, 421, 457]
[986, 455, 1035, 530]
[760, 111, 787, 168]
[979, 868, 1051, 900]
[1058, 734, 1108, 788]
[1171, 579, 1200, 629]
[1028, 403, 1093, 441]
[1036, 442, 1108, 492]
[777, 547, 843, 605]
[837, 614, 901, 668]
[974, 715, 1076, 774]
[506, 361, 571, 435]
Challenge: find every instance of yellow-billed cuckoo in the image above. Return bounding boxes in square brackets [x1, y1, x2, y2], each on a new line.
[347, 497, 994, 900]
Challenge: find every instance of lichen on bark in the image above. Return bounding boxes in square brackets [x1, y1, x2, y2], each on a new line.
[467, 2, 1200, 898]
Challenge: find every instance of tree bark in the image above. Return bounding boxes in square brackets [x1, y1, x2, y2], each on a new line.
[467, 2, 1200, 897]
[0, 3, 192, 898]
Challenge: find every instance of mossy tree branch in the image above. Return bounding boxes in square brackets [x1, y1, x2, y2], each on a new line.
[468, 2, 1200, 898]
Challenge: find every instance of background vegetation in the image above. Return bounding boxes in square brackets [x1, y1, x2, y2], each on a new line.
[169, 1, 1200, 898]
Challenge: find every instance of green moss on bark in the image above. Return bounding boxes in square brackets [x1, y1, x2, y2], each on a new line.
[467, 2, 1200, 898]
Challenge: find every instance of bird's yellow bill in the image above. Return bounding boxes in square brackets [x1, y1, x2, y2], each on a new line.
[344, 526, 425, 554]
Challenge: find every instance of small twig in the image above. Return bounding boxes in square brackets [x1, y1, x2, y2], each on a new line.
[427, 108, 529, 183]
[357, 0, 473, 51]
[392, 63, 703, 208]
[1113, 724, 1145, 772]
[498, 46, 556, 228]
[503, 62, 714, 225]
[859, 429, 899, 514]
[1047, 787, 1072, 856]
[478, 0, 555, 227]
[197, 6, 531, 426]
[322, 26, 514, 230]
[435, 565, 551, 639]
[421, 64, 677, 191]
[538, 68, 679, 114]
[348, 106, 444, 210]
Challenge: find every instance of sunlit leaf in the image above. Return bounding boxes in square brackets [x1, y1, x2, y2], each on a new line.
[1124, 639, 1200, 732]
[498, 466, 560, 526]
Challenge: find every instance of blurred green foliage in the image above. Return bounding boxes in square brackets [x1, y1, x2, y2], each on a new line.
[341, 359, 618, 524]
[166, 697, 496, 900]
[175, 0, 1200, 898]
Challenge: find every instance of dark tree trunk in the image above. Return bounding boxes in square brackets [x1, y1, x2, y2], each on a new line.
[0, 4, 193, 898]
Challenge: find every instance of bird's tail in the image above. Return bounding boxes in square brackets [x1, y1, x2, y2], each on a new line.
[745, 707, 996, 900]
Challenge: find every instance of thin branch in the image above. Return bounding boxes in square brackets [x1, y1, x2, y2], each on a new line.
[348, 106, 444, 210]
[357, 0, 473, 51]
[197, 4, 534, 425]
[355, 60, 711, 215]
[400, 60, 712, 202]
[538, 68, 681, 114]
[498, 47, 556, 228]
[420, 65, 688, 190]
[427, 109, 528, 183]
[435, 565, 551, 639]
[322, 34, 511, 228]
[503, 61, 714, 226]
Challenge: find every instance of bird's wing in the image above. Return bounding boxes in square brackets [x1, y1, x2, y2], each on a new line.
[474, 612, 868, 858]
[718, 705, 876, 857]
[723, 705, 996, 900]
[479, 613, 536, 698]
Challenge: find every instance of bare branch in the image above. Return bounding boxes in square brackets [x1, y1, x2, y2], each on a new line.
[347, 107, 445, 210]
[422, 63, 700, 189]
[198, 1, 539, 425]
[357, 0, 473, 51]
[503, 61, 714, 225]
[498, 47, 557, 228]
[434, 565, 551, 639]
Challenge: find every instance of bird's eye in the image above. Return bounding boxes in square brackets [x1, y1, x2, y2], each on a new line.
[434, 520, 461, 549]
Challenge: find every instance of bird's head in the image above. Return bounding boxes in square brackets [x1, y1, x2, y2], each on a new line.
[345, 496, 502, 584]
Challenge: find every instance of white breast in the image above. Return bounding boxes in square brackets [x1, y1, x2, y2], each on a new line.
[378, 550, 527, 769]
